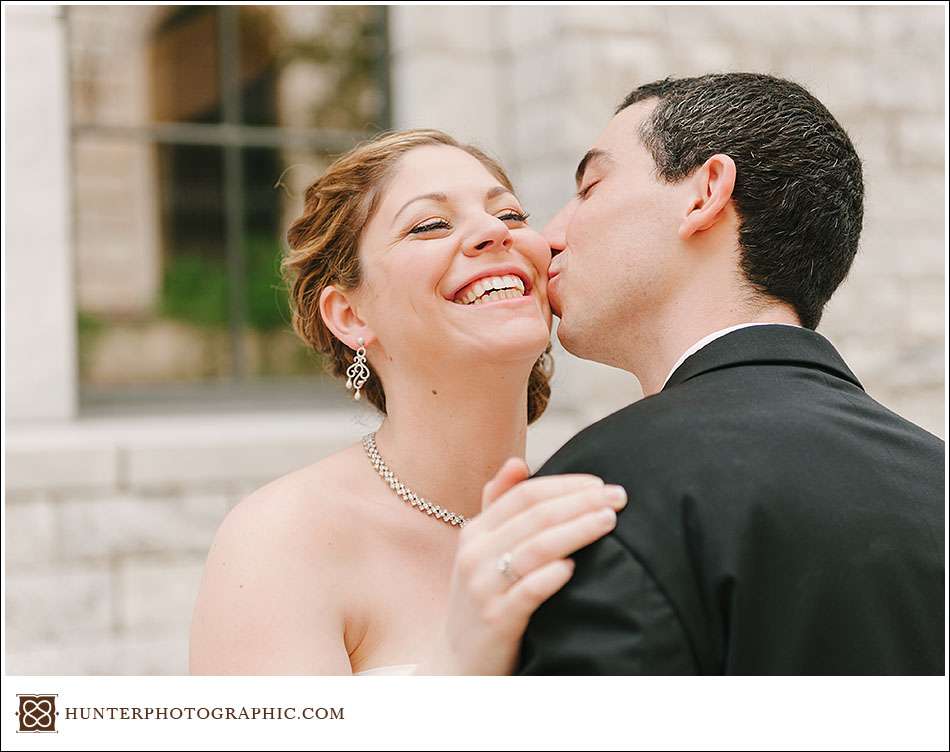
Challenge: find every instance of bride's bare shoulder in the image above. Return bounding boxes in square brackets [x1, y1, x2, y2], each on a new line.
[190, 444, 367, 674]
[223, 442, 368, 548]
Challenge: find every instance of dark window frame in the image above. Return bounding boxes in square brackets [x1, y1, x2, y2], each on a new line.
[68, 5, 390, 399]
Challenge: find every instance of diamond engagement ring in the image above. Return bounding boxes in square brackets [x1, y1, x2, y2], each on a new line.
[497, 551, 520, 583]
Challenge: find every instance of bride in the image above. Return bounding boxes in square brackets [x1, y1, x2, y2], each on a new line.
[188, 129, 627, 675]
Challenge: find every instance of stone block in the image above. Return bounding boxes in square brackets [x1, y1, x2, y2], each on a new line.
[896, 114, 945, 169]
[5, 634, 188, 675]
[560, 5, 669, 35]
[392, 52, 508, 160]
[511, 44, 567, 106]
[56, 493, 228, 561]
[5, 565, 113, 647]
[505, 5, 563, 46]
[866, 6, 945, 51]
[5, 498, 57, 568]
[389, 5, 502, 55]
[116, 556, 207, 635]
[5, 442, 119, 493]
[865, 49, 944, 113]
[126, 440, 337, 490]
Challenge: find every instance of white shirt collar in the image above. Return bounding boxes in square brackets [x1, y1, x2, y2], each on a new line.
[661, 322, 803, 389]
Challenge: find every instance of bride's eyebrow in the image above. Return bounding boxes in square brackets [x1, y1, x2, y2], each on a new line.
[394, 192, 448, 223]
[393, 186, 517, 223]
[485, 185, 517, 202]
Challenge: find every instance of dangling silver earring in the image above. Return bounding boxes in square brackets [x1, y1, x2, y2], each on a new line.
[536, 347, 554, 378]
[345, 337, 370, 401]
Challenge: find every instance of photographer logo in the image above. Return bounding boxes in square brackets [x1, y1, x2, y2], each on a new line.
[16, 694, 58, 733]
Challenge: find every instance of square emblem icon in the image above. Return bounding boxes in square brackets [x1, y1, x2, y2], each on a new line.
[17, 694, 57, 733]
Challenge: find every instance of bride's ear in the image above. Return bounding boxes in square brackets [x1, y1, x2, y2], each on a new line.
[319, 284, 375, 350]
[678, 153, 737, 240]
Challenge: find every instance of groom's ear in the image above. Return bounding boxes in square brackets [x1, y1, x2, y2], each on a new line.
[677, 153, 737, 241]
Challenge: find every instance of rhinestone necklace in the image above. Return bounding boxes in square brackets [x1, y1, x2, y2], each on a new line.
[362, 432, 468, 528]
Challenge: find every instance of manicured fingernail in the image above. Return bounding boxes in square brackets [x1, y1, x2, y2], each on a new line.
[605, 485, 627, 506]
[600, 507, 617, 525]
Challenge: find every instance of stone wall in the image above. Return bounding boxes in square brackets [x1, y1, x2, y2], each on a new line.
[391, 4, 946, 437]
[4, 409, 581, 674]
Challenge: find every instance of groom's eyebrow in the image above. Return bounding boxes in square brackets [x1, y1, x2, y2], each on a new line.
[575, 149, 613, 187]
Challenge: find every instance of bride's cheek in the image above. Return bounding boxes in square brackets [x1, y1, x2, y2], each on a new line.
[516, 233, 548, 272]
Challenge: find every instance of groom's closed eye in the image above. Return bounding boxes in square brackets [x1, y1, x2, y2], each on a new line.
[574, 148, 614, 192]
[577, 181, 600, 200]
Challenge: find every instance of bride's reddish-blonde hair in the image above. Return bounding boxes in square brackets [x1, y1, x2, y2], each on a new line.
[282, 128, 553, 423]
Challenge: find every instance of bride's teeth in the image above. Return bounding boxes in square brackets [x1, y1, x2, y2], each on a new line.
[482, 288, 517, 304]
[452, 272, 529, 305]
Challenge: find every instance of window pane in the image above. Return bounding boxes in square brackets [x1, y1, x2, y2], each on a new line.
[242, 146, 329, 380]
[69, 6, 387, 130]
[239, 6, 389, 130]
[69, 4, 391, 406]
[75, 139, 234, 389]
[69, 6, 223, 127]
[151, 7, 222, 124]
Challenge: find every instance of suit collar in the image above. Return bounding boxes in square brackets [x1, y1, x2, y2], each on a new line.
[661, 324, 863, 392]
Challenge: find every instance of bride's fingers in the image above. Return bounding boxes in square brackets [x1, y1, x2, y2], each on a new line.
[491, 483, 627, 551]
[492, 558, 575, 633]
[480, 457, 531, 514]
[501, 506, 618, 585]
[475, 474, 605, 531]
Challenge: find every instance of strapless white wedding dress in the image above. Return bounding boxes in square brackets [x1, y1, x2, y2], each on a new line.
[353, 663, 417, 676]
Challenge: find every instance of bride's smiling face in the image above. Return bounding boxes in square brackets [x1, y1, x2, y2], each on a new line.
[352, 145, 552, 371]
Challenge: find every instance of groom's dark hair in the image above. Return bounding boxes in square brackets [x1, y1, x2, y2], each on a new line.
[617, 73, 864, 330]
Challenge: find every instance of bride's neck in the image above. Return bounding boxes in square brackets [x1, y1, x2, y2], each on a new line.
[370, 361, 531, 521]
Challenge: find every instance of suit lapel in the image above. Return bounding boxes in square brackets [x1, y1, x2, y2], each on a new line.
[662, 325, 864, 392]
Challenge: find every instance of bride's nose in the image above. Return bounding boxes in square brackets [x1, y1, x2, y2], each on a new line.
[463, 216, 513, 257]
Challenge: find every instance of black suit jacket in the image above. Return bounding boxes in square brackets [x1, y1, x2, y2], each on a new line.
[516, 325, 945, 675]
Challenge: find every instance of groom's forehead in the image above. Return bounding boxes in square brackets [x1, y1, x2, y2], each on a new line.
[598, 100, 653, 150]
[576, 102, 654, 182]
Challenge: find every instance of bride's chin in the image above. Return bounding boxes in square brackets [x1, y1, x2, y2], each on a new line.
[445, 292, 550, 319]
[436, 301, 551, 355]
[457, 331, 551, 366]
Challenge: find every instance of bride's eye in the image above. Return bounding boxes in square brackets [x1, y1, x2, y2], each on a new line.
[497, 210, 530, 223]
[409, 219, 451, 235]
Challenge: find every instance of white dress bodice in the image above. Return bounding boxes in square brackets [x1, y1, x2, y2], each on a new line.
[353, 663, 417, 676]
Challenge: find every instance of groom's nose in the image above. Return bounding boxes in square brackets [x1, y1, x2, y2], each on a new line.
[543, 200, 574, 262]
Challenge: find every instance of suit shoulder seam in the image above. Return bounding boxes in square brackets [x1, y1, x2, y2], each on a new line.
[602, 531, 707, 673]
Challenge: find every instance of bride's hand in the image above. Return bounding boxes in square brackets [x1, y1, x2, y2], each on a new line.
[415, 459, 627, 675]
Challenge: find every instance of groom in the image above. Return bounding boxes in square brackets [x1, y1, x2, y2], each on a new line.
[514, 73, 945, 675]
